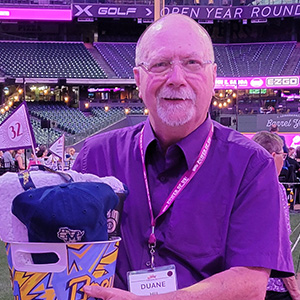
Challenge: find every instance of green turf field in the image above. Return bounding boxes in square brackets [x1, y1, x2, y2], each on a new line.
[290, 212, 300, 272]
[0, 242, 13, 300]
[1, 213, 300, 299]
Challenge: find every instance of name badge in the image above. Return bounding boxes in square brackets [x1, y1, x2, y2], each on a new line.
[127, 265, 177, 296]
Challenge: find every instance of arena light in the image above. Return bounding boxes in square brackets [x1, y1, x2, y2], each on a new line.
[4, 105, 9, 111]
[0, 108, 5, 114]
[218, 103, 222, 108]
[213, 100, 218, 106]
[4, 89, 9, 95]
[223, 102, 227, 107]
[8, 101, 13, 107]
[104, 106, 109, 111]
[227, 99, 231, 103]
[144, 108, 149, 115]
[14, 95, 18, 101]
[64, 96, 69, 103]
[125, 108, 130, 115]
[18, 88, 23, 94]
[84, 102, 89, 109]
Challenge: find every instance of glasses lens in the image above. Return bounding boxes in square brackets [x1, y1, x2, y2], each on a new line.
[143, 59, 212, 74]
[149, 61, 170, 73]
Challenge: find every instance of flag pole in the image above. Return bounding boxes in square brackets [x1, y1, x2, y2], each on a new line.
[62, 134, 65, 171]
[21, 101, 38, 165]
[24, 102, 38, 164]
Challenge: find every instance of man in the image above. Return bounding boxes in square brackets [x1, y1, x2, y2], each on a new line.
[287, 147, 300, 177]
[270, 124, 288, 153]
[252, 132, 300, 300]
[73, 14, 293, 299]
[2, 150, 14, 169]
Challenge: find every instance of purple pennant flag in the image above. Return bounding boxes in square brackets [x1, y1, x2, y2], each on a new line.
[0, 102, 37, 152]
[49, 134, 65, 160]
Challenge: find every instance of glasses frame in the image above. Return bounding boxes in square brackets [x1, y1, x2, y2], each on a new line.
[276, 152, 287, 160]
[137, 59, 214, 75]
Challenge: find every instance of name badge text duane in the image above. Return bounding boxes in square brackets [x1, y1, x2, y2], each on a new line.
[128, 265, 177, 296]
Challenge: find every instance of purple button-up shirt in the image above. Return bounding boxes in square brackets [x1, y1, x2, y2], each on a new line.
[267, 183, 292, 293]
[73, 116, 294, 290]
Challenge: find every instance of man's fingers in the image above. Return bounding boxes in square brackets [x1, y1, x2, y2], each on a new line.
[83, 285, 137, 300]
[83, 285, 107, 298]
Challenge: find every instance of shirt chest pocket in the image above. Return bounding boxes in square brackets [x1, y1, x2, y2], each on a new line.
[161, 194, 228, 259]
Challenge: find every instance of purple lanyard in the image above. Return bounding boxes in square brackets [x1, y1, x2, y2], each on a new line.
[139, 124, 214, 268]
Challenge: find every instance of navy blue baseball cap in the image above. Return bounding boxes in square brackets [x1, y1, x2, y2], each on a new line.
[12, 182, 119, 244]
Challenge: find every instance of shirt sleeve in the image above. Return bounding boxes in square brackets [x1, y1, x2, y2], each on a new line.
[225, 154, 294, 278]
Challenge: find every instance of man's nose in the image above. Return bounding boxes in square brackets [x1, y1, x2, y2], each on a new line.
[165, 63, 187, 87]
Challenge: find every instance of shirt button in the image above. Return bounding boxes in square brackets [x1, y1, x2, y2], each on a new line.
[159, 176, 167, 183]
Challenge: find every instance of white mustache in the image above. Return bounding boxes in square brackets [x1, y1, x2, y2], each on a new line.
[157, 88, 196, 102]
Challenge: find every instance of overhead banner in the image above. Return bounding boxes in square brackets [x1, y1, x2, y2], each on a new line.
[215, 76, 300, 90]
[0, 7, 72, 21]
[257, 114, 300, 133]
[72, 3, 300, 20]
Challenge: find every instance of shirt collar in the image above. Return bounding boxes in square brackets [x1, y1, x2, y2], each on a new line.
[177, 115, 213, 170]
[142, 115, 213, 170]
[142, 118, 157, 157]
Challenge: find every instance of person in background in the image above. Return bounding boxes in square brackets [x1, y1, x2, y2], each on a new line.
[36, 145, 48, 161]
[289, 147, 296, 160]
[65, 147, 76, 169]
[295, 146, 300, 164]
[14, 149, 26, 171]
[252, 131, 300, 300]
[287, 147, 300, 180]
[27, 145, 48, 169]
[270, 124, 288, 153]
[74, 14, 293, 300]
[2, 150, 14, 169]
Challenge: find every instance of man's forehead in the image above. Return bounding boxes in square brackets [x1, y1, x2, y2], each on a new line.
[149, 17, 208, 38]
[143, 47, 206, 61]
[140, 34, 209, 62]
[136, 15, 214, 63]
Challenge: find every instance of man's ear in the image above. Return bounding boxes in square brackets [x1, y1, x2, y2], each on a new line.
[271, 152, 276, 158]
[133, 67, 140, 86]
[212, 63, 217, 96]
[133, 67, 142, 98]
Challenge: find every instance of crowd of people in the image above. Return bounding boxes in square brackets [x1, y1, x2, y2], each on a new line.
[0, 146, 76, 175]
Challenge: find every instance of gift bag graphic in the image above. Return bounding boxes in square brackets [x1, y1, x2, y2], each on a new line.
[5, 238, 121, 300]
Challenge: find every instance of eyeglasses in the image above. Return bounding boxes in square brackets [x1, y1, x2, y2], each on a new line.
[276, 152, 287, 160]
[137, 59, 214, 75]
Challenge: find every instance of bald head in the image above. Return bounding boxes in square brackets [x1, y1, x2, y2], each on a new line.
[135, 14, 214, 66]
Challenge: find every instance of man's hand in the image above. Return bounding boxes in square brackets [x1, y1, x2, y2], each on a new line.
[83, 267, 269, 300]
[83, 285, 138, 300]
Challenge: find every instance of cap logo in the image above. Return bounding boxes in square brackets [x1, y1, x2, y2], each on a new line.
[107, 209, 119, 234]
[57, 227, 85, 243]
